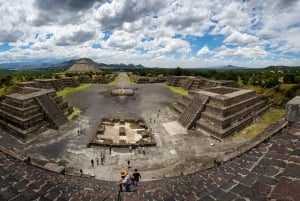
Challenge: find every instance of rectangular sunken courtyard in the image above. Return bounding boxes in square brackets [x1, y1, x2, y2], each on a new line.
[88, 118, 156, 147]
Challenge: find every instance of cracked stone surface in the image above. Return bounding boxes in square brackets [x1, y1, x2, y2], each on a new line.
[0, 123, 299, 200]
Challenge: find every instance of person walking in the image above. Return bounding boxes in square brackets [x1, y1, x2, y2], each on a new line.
[101, 155, 104, 165]
[142, 147, 146, 155]
[124, 173, 132, 192]
[133, 169, 141, 186]
[127, 160, 130, 169]
[91, 159, 94, 168]
[129, 145, 132, 153]
[109, 144, 112, 155]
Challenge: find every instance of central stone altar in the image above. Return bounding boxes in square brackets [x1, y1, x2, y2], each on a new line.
[111, 88, 134, 96]
[88, 118, 156, 147]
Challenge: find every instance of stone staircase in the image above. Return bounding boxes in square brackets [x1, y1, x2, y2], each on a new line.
[179, 94, 209, 129]
[52, 79, 64, 91]
[35, 94, 68, 129]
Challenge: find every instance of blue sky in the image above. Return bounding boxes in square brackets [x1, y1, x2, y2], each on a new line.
[0, 0, 300, 68]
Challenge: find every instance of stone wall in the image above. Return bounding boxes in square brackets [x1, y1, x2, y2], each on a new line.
[0, 87, 72, 139]
[167, 76, 238, 90]
[286, 96, 300, 122]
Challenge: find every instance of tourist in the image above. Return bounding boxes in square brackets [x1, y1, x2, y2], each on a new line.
[142, 147, 146, 155]
[77, 129, 80, 136]
[96, 158, 99, 165]
[91, 159, 94, 168]
[101, 155, 104, 165]
[129, 145, 132, 153]
[133, 169, 141, 186]
[127, 160, 130, 169]
[119, 170, 126, 192]
[124, 173, 132, 192]
[80, 169, 83, 177]
[109, 144, 112, 155]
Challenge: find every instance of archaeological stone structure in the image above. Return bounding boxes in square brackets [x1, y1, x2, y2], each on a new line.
[129, 73, 167, 83]
[174, 86, 268, 139]
[66, 58, 102, 73]
[0, 85, 72, 140]
[111, 88, 135, 96]
[89, 118, 155, 147]
[167, 76, 238, 90]
[286, 96, 300, 122]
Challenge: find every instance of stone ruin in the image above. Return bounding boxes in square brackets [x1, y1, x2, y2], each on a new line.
[16, 78, 80, 92]
[167, 76, 238, 90]
[111, 88, 135, 96]
[88, 118, 156, 147]
[286, 96, 300, 122]
[0, 84, 73, 140]
[174, 86, 268, 140]
[129, 73, 167, 84]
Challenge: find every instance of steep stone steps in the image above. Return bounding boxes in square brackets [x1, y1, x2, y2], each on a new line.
[35, 94, 68, 129]
[179, 94, 209, 129]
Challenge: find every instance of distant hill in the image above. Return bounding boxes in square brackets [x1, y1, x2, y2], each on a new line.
[0, 59, 146, 70]
[208, 65, 248, 70]
[98, 63, 145, 69]
[265, 65, 300, 70]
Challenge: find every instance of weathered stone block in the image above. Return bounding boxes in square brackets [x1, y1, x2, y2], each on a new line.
[286, 96, 300, 122]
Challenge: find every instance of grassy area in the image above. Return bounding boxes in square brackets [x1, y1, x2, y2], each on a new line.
[125, 73, 135, 84]
[233, 107, 285, 139]
[56, 84, 91, 98]
[0, 86, 14, 97]
[163, 84, 189, 96]
[68, 107, 81, 121]
[108, 74, 120, 85]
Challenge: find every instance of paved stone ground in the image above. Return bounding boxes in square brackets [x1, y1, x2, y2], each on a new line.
[1, 122, 299, 201]
[0, 73, 256, 181]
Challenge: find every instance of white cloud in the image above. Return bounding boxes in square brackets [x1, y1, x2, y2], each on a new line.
[215, 45, 267, 58]
[197, 45, 210, 55]
[224, 31, 258, 45]
[103, 30, 138, 50]
[0, 0, 299, 67]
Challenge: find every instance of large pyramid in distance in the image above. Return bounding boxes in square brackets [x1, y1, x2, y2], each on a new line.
[66, 58, 102, 72]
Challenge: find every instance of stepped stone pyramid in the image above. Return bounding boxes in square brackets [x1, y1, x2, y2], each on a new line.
[167, 76, 238, 90]
[176, 86, 267, 139]
[0, 84, 72, 140]
[66, 59, 102, 73]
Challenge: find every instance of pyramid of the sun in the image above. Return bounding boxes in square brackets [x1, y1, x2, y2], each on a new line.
[66, 59, 102, 72]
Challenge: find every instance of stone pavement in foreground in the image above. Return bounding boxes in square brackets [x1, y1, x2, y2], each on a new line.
[1, 123, 300, 201]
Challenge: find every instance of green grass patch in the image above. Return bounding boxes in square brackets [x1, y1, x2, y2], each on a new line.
[163, 84, 189, 96]
[125, 73, 135, 84]
[108, 74, 120, 85]
[233, 107, 285, 139]
[68, 107, 81, 121]
[57, 84, 91, 98]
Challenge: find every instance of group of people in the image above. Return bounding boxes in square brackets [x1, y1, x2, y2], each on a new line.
[132, 145, 146, 155]
[119, 169, 141, 192]
[91, 152, 105, 167]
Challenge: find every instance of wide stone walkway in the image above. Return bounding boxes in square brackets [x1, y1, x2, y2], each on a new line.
[1, 122, 299, 201]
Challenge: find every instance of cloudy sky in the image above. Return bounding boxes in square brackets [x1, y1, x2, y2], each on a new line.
[0, 0, 300, 68]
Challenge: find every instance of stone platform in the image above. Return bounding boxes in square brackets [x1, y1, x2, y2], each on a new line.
[0, 122, 299, 201]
